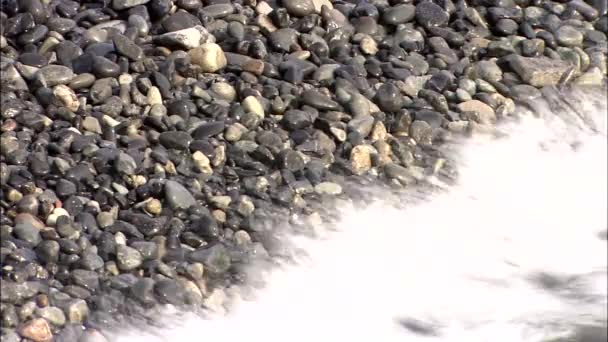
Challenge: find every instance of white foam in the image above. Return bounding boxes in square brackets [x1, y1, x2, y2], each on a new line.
[109, 91, 607, 342]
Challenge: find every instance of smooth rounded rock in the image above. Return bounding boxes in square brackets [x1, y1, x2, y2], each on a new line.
[375, 83, 405, 112]
[282, 0, 315, 17]
[165, 180, 197, 210]
[416, 1, 449, 29]
[35, 65, 74, 87]
[188, 43, 227, 73]
[555, 25, 584, 47]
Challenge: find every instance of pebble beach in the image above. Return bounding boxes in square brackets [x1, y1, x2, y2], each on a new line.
[0, 0, 607, 341]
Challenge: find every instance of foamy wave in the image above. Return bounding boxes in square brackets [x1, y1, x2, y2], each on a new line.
[107, 88, 607, 342]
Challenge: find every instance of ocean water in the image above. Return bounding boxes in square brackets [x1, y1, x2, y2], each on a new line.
[107, 88, 607, 342]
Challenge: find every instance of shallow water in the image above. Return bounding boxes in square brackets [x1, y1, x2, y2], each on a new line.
[109, 89, 607, 342]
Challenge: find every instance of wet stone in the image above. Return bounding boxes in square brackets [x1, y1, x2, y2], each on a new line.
[495, 19, 518, 36]
[164, 180, 197, 210]
[348, 115, 375, 138]
[282, 0, 315, 17]
[280, 150, 306, 172]
[113, 34, 144, 61]
[155, 26, 213, 49]
[507, 55, 572, 87]
[113, 0, 150, 10]
[188, 43, 227, 73]
[283, 110, 314, 130]
[383, 4, 416, 25]
[92, 56, 121, 78]
[384, 163, 416, 185]
[409, 120, 433, 145]
[416, 1, 449, 29]
[162, 11, 201, 32]
[350, 145, 373, 175]
[555, 25, 584, 47]
[19, 318, 52, 342]
[191, 121, 225, 139]
[116, 245, 143, 271]
[159, 131, 193, 150]
[14, 222, 42, 246]
[510, 84, 543, 101]
[79, 252, 104, 271]
[188, 243, 231, 275]
[457, 100, 496, 124]
[35, 306, 66, 326]
[18, 25, 48, 45]
[301, 90, 340, 111]
[375, 83, 405, 112]
[269, 28, 298, 52]
[314, 182, 342, 195]
[202, 4, 235, 18]
[36, 240, 60, 264]
[19, 53, 47, 68]
[46, 17, 76, 34]
[70, 270, 99, 291]
[35, 65, 74, 87]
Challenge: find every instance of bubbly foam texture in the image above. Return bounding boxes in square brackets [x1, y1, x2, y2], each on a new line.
[109, 90, 607, 342]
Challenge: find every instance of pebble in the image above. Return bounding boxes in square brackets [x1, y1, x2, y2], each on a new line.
[116, 245, 144, 271]
[302, 90, 340, 111]
[155, 26, 214, 49]
[210, 82, 236, 101]
[457, 100, 497, 124]
[188, 43, 227, 73]
[383, 4, 416, 25]
[192, 151, 213, 175]
[52, 85, 79, 111]
[350, 145, 373, 175]
[242, 96, 265, 119]
[202, 4, 235, 18]
[375, 83, 405, 112]
[69, 74, 96, 90]
[188, 244, 231, 275]
[348, 115, 375, 138]
[409, 120, 433, 145]
[92, 57, 120, 78]
[416, 1, 450, 29]
[82, 117, 102, 134]
[384, 163, 416, 185]
[164, 180, 197, 210]
[65, 299, 89, 323]
[471, 61, 503, 83]
[314, 182, 343, 195]
[282, 110, 314, 130]
[555, 25, 584, 47]
[113, 0, 150, 10]
[359, 35, 378, 55]
[35, 307, 66, 326]
[18, 318, 53, 342]
[282, 0, 315, 17]
[145, 199, 163, 216]
[14, 222, 42, 246]
[35, 65, 74, 87]
[113, 34, 144, 61]
[507, 55, 572, 87]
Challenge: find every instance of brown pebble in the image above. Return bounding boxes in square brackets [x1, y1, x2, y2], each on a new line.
[19, 318, 53, 342]
[243, 59, 265, 75]
[1, 118, 17, 132]
[14, 213, 45, 229]
[36, 294, 49, 307]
